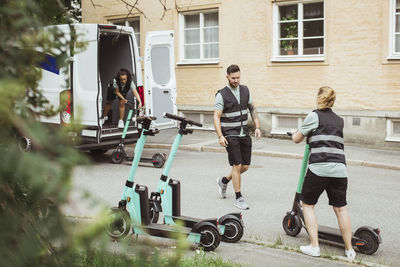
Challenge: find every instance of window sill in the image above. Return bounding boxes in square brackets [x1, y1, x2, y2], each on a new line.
[176, 60, 219, 66]
[271, 55, 325, 62]
[385, 136, 400, 142]
[387, 55, 400, 60]
[270, 129, 292, 135]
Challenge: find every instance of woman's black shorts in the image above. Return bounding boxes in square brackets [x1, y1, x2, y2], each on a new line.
[225, 135, 252, 166]
[301, 169, 348, 207]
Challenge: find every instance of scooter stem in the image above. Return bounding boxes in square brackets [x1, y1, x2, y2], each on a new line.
[127, 129, 148, 182]
[296, 144, 310, 194]
[162, 133, 182, 177]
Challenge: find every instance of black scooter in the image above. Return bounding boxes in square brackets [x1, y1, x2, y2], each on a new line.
[283, 132, 381, 255]
[110, 100, 166, 168]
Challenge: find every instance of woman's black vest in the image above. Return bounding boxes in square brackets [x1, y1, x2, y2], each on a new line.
[218, 85, 250, 136]
[306, 108, 346, 165]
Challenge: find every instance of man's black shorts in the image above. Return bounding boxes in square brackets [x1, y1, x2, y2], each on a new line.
[301, 169, 348, 207]
[106, 86, 116, 101]
[225, 135, 252, 166]
[106, 87, 127, 101]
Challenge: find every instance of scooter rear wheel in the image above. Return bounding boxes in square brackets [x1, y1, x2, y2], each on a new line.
[355, 230, 379, 255]
[197, 225, 221, 251]
[152, 153, 166, 168]
[282, 214, 302, 237]
[111, 150, 125, 164]
[106, 207, 131, 240]
[221, 219, 243, 243]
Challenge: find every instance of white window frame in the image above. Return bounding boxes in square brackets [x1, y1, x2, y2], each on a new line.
[272, 0, 325, 62]
[388, 0, 400, 59]
[178, 10, 219, 65]
[386, 118, 400, 142]
[271, 114, 305, 135]
[109, 17, 141, 53]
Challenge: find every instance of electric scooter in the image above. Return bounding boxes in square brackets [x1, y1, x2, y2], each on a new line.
[282, 132, 381, 255]
[110, 100, 166, 168]
[149, 113, 244, 243]
[106, 116, 221, 251]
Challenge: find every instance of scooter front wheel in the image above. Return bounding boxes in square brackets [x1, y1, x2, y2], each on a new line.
[197, 225, 221, 251]
[221, 219, 243, 243]
[111, 150, 125, 164]
[152, 153, 166, 168]
[355, 230, 379, 255]
[282, 214, 302, 237]
[106, 207, 131, 240]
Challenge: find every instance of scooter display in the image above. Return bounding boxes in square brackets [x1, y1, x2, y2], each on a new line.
[282, 132, 382, 255]
[149, 112, 244, 243]
[107, 116, 221, 251]
[110, 100, 166, 168]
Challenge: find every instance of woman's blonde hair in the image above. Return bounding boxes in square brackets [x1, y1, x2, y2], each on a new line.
[316, 86, 336, 110]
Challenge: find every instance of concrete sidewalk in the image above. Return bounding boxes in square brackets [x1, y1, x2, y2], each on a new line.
[144, 129, 400, 171]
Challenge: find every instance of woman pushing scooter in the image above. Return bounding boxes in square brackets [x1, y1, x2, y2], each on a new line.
[290, 86, 356, 260]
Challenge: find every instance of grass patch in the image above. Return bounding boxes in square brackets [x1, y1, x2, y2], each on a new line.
[180, 253, 242, 267]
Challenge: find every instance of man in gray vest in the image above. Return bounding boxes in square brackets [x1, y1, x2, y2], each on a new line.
[214, 64, 261, 210]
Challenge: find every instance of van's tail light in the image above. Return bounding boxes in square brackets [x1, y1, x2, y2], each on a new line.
[138, 86, 144, 104]
[60, 90, 71, 125]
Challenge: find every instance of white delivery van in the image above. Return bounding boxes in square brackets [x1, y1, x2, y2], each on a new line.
[37, 24, 177, 152]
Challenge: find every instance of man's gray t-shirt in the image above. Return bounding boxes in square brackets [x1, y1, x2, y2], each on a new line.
[215, 84, 252, 137]
[300, 112, 347, 178]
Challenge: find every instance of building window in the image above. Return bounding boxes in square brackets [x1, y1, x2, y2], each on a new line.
[273, 1, 324, 61]
[386, 119, 400, 142]
[271, 115, 304, 135]
[389, 0, 400, 58]
[179, 11, 219, 64]
[110, 18, 140, 53]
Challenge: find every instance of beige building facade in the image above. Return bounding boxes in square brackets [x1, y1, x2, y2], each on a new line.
[83, 0, 400, 148]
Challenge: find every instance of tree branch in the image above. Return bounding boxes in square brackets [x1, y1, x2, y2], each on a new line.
[119, 0, 151, 22]
[158, 0, 167, 20]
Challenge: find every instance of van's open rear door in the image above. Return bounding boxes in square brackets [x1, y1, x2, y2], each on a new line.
[144, 31, 177, 129]
[73, 24, 99, 129]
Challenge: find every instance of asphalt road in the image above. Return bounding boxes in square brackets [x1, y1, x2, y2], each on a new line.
[67, 147, 399, 266]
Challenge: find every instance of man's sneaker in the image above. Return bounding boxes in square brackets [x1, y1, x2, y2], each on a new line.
[217, 177, 227, 199]
[118, 119, 124, 128]
[100, 116, 108, 125]
[300, 244, 320, 257]
[233, 197, 249, 210]
[345, 249, 356, 261]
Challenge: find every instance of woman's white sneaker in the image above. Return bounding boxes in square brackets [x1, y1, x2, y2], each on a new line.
[345, 249, 356, 261]
[118, 119, 124, 128]
[300, 244, 320, 257]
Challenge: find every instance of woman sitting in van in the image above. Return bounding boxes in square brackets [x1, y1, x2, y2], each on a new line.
[101, 69, 142, 128]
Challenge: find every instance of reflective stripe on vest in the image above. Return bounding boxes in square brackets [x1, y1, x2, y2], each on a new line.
[308, 135, 344, 144]
[310, 147, 345, 155]
[221, 109, 248, 118]
[220, 120, 248, 128]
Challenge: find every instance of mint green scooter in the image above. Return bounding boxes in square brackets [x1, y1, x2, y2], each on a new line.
[149, 113, 244, 244]
[106, 116, 221, 251]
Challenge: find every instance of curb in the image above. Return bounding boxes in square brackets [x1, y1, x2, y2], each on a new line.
[241, 238, 389, 267]
[144, 143, 400, 171]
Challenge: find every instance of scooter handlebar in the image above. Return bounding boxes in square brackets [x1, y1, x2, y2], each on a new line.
[163, 112, 203, 127]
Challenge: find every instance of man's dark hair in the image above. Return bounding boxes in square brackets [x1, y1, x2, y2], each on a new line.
[227, 64, 240, 75]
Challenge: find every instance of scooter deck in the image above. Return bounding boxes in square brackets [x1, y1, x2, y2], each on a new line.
[318, 225, 351, 244]
[172, 215, 217, 229]
[143, 223, 194, 238]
